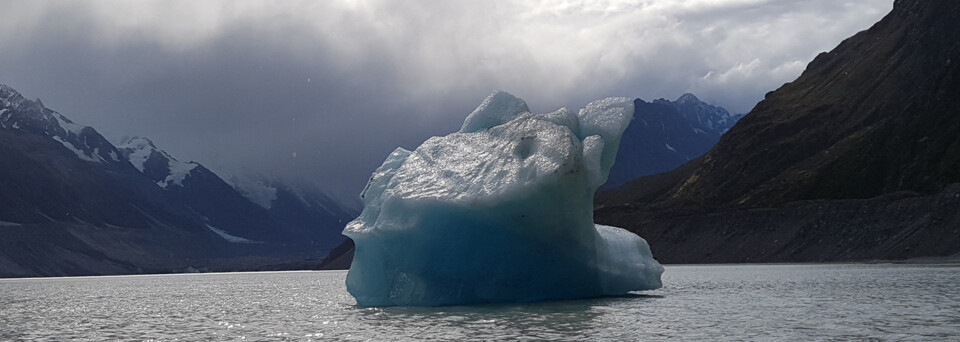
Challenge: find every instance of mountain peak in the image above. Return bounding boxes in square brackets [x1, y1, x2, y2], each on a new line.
[604, 94, 742, 188]
[669, 0, 960, 206]
[0, 83, 20, 98]
[676, 93, 700, 103]
[1, 83, 123, 165]
[117, 136, 158, 151]
[644, 92, 740, 133]
[0, 84, 34, 111]
[115, 135, 199, 188]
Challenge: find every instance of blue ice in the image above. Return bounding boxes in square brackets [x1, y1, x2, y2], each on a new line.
[344, 91, 663, 306]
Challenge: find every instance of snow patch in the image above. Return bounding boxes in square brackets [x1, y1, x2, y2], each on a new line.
[230, 176, 278, 209]
[290, 188, 312, 207]
[52, 136, 102, 163]
[665, 143, 677, 152]
[313, 200, 339, 217]
[116, 137, 156, 172]
[206, 224, 257, 243]
[0, 220, 22, 227]
[36, 211, 56, 222]
[53, 113, 85, 135]
[158, 161, 198, 189]
[118, 136, 199, 189]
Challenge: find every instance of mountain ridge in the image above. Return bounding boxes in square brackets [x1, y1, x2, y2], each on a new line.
[595, 0, 960, 263]
[605, 93, 743, 188]
[0, 83, 353, 277]
[667, 0, 960, 207]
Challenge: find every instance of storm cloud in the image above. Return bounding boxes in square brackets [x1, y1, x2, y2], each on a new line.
[0, 0, 891, 204]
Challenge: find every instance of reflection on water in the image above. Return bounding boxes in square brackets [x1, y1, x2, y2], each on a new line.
[1, 264, 959, 341]
[355, 297, 627, 340]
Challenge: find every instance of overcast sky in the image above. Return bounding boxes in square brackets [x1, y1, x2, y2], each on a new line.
[0, 0, 891, 204]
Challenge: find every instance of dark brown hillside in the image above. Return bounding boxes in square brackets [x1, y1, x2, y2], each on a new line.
[669, 0, 960, 207]
[597, 0, 960, 263]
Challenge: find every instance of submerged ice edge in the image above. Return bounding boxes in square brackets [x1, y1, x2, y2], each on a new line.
[344, 91, 663, 306]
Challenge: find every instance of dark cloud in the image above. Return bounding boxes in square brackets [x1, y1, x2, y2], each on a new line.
[0, 0, 891, 204]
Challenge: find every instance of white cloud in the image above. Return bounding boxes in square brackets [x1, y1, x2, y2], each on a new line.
[1, 0, 890, 112]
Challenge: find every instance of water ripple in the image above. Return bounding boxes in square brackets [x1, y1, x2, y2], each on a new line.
[2, 265, 959, 340]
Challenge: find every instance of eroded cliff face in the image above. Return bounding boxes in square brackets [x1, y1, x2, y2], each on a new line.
[596, 0, 960, 263]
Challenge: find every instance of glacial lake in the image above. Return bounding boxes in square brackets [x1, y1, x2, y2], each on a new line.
[2, 264, 959, 341]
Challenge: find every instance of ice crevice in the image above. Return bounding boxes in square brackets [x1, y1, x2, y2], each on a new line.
[344, 91, 663, 306]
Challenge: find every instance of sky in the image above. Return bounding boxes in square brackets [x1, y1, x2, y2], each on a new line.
[0, 0, 891, 205]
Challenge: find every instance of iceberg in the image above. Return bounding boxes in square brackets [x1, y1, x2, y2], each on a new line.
[344, 91, 663, 306]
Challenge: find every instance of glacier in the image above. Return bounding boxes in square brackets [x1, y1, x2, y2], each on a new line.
[344, 91, 663, 306]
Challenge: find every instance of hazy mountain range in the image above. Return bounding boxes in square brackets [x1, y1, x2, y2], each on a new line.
[0, 85, 353, 277]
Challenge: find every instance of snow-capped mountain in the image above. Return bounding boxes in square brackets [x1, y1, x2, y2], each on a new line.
[1, 84, 124, 166]
[0, 83, 353, 277]
[666, 93, 744, 134]
[604, 93, 744, 188]
[230, 175, 353, 247]
[0, 85, 177, 227]
[117, 136, 199, 189]
[112, 134, 352, 246]
[113, 135, 281, 242]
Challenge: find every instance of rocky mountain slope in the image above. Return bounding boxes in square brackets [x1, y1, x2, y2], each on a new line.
[605, 94, 742, 188]
[0, 85, 352, 277]
[231, 175, 354, 249]
[596, 0, 960, 263]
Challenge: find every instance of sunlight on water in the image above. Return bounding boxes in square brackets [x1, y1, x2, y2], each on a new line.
[1, 264, 959, 341]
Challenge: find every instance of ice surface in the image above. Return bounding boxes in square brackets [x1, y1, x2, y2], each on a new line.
[459, 90, 531, 133]
[53, 113, 86, 136]
[344, 91, 663, 306]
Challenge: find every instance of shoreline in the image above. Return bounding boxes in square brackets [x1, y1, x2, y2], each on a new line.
[3, 257, 960, 280]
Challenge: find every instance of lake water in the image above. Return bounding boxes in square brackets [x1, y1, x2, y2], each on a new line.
[2, 264, 959, 341]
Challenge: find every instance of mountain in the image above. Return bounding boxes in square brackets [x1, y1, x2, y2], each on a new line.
[0, 85, 196, 229]
[0, 84, 352, 277]
[230, 175, 353, 250]
[605, 93, 743, 188]
[118, 136, 301, 244]
[596, 0, 960, 263]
